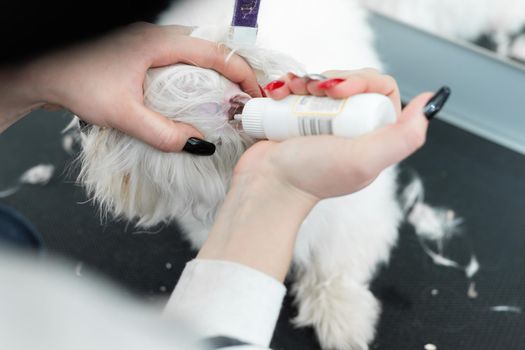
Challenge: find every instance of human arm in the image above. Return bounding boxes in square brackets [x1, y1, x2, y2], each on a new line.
[199, 70, 438, 281]
[165, 74, 446, 347]
[0, 23, 262, 153]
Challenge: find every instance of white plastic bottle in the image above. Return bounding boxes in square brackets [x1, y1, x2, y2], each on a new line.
[235, 94, 396, 141]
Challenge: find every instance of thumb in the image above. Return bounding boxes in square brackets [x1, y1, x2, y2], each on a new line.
[353, 92, 435, 175]
[111, 102, 215, 154]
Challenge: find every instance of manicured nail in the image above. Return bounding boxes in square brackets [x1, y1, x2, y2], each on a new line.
[258, 84, 267, 97]
[318, 78, 345, 89]
[183, 137, 216, 156]
[423, 86, 451, 120]
[265, 80, 285, 91]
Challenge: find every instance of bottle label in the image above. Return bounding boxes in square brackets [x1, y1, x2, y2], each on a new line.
[293, 96, 346, 136]
[293, 96, 347, 116]
[298, 117, 334, 136]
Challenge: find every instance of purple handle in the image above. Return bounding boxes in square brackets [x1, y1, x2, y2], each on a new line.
[231, 0, 261, 28]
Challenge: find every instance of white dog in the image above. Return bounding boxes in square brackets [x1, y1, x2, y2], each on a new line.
[362, 0, 525, 59]
[78, 1, 401, 349]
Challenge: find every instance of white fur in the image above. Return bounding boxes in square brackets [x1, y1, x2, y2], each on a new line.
[79, 1, 400, 349]
[362, 0, 525, 57]
[158, 0, 382, 72]
[510, 34, 525, 61]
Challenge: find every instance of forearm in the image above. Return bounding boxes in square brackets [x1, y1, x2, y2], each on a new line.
[0, 64, 46, 133]
[166, 173, 316, 346]
[197, 172, 317, 282]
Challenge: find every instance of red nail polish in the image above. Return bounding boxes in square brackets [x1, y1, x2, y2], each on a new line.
[258, 84, 267, 97]
[318, 78, 345, 89]
[265, 80, 285, 91]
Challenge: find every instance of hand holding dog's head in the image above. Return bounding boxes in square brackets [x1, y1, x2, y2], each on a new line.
[77, 27, 304, 227]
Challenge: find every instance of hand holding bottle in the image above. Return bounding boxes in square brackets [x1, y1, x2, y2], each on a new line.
[199, 69, 450, 281]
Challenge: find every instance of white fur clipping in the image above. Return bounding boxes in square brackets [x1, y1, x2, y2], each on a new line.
[0, 164, 55, 198]
[61, 118, 82, 155]
[490, 306, 522, 314]
[0, 187, 19, 198]
[20, 164, 55, 185]
[467, 282, 478, 299]
[408, 203, 462, 242]
[402, 175, 479, 280]
[400, 175, 424, 213]
[62, 135, 75, 155]
[464, 255, 480, 279]
[510, 34, 525, 62]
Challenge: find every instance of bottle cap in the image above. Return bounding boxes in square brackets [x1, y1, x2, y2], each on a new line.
[238, 98, 268, 139]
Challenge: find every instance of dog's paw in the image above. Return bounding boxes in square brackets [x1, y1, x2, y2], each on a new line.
[293, 276, 380, 350]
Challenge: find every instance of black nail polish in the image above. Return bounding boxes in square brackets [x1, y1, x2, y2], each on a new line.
[183, 137, 216, 156]
[423, 86, 451, 120]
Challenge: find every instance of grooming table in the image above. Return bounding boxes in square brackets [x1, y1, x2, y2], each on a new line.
[1, 15, 524, 349]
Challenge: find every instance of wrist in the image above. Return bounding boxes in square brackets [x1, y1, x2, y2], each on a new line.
[0, 63, 47, 132]
[198, 171, 318, 282]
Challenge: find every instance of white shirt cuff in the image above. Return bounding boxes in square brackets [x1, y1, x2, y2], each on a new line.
[164, 259, 286, 347]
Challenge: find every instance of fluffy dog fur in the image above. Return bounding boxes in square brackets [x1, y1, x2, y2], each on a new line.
[79, 1, 398, 349]
[362, 0, 525, 59]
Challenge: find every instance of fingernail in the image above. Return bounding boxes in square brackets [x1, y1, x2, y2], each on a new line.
[258, 84, 267, 97]
[183, 137, 216, 156]
[423, 86, 451, 120]
[289, 72, 301, 81]
[265, 80, 285, 91]
[318, 78, 345, 89]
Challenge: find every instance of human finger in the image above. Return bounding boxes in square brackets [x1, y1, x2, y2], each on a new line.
[148, 29, 262, 98]
[318, 69, 402, 116]
[109, 101, 215, 154]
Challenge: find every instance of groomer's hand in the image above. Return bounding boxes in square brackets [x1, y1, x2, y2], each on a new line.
[0, 22, 261, 153]
[200, 86, 449, 281]
[236, 91, 433, 201]
[264, 68, 403, 116]
[255, 68, 446, 199]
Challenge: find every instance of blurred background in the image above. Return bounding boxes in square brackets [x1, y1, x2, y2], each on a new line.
[1, 1, 524, 349]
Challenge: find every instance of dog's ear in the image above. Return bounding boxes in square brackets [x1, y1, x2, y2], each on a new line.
[227, 92, 251, 120]
[79, 64, 257, 229]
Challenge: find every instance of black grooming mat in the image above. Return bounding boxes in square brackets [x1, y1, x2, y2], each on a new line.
[1, 110, 524, 349]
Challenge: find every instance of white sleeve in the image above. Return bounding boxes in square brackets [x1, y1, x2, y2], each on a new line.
[164, 259, 287, 349]
[0, 251, 205, 350]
